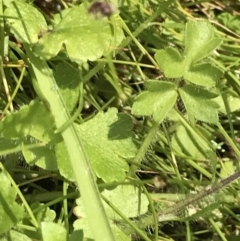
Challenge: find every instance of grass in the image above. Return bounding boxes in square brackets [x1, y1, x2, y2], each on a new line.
[1, 0, 240, 241]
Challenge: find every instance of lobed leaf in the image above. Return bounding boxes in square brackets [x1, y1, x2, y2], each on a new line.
[4, 1, 47, 44]
[184, 20, 222, 64]
[179, 85, 220, 124]
[56, 108, 138, 183]
[184, 62, 223, 87]
[33, 5, 124, 63]
[132, 81, 177, 123]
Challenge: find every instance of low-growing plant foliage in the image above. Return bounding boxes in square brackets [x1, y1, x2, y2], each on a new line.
[1, 0, 240, 241]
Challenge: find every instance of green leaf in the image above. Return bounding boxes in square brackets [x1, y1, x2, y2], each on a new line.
[54, 62, 81, 113]
[215, 93, 240, 114]
[132, 81, 177, 123]
[0, 230, 32, 241]
[22, 140, 58, 170]
[172, 125, 211, 159]
[1, 99, 62, 143]
[0, 137, 22, 154]
[55, 141, 77, 182]
[184, 20, 222, 64]
[69, 230, 84, 241]
[179, 85, 219, 124]
[31, 202, 56, 223]
[4, 1, 47, 44]
[73, 185, 148, 240]
[41, 222, 67, 241]
[102, 185, 149, 220]
[33, 5, 124, 63]
[184, 63, 223, 87]
[0, 171, 24, 235]
[217, 12, 240, 34]
[154, 21, 222, 80]
[56, 108, 138, 183]
[77, 108, 137, 182]
[155, 47, 185, 78]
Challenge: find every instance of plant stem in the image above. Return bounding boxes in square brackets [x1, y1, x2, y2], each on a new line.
[158, 170, 240, 222]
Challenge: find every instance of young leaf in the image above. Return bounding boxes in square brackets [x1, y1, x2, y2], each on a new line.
[184, 20, 222, 64]
[184, 63, 223, 87]
[179, 85, 220, 124]
[33, 5, 124, 63]
[4, 1, 47, 44]
[0, 171, 24, 235]
[132, 81, 177, 123]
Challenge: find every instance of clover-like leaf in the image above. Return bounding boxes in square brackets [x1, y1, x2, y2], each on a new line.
[184, 62, 223, 87]
[179, 85, 220, 124]
[155, 20, 222, 83]
[155, 47, 186, 78]
[184, 20, 222, 64]
[132, 81, 177, 123]
[33, 5, 124, 63]
[4, 1, 47, 44]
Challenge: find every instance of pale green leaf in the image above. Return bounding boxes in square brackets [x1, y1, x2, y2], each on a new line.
[4, 1, 47, 44]
[184, 20, 222, 63]
[33, 5, 124, 63]
[73, 185, 148, 240]
[0, 230, 32, 241]
[41, 222, 67, 241]
[155, 48, 185, 78]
